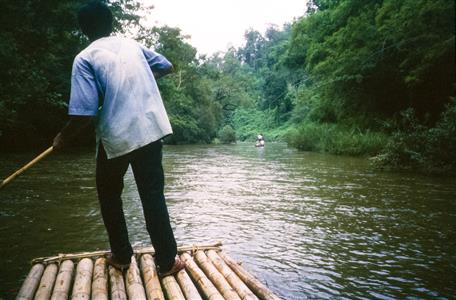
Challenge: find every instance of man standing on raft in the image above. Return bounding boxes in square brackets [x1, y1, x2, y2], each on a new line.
[52, 1, 185, 276]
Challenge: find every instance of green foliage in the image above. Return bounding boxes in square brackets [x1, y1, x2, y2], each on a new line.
[276, 0, 455, 171]
[287, 0, 455, 119]
[372, 101, 456, 173]
[218, 125, 236, 144]
[237, 26, 295, 121]
[203, 50, 260, 118]
[0, 0, 85, 148]
[141, 26, 225, 144]
[286, 122, 388, 156]
[231, 108, 281, 141]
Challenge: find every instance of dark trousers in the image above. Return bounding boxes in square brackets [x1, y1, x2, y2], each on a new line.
[96, 140, 177, 270]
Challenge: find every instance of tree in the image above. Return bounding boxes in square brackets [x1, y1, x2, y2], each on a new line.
[218, 125, 236, 144]
[138, 25, 223, 144]
[286, 0, 455, 121]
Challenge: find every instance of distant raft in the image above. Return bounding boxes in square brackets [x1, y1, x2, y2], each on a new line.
[16, 241, 280, 300]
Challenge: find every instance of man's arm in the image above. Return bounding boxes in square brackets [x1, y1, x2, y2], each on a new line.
[53, 116, 94, 150]
[140, 44, 174, 79]
[56, 54, 99, 150]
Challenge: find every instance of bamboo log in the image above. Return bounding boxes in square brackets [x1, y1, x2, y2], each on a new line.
[92, 257, 108, 300]
[50, 260, 74, 300]
[125, 256, 146, 299]
[32, 241, 223, 264]
[71, 258, 93, 300]
[207, 250, 258, 300]
[17, 263, 45, 300]
[219, 252, 280, 300]
[0, 146, 53, 190]
[161, 275, 185, 300]
[109, 266, 127, 300]
[175, 268, 202, 300]
[139, 254, 165, 300]
[181, 252, 224, 300]
[194, 250, 241, 300]
[34, 263, 58, 300]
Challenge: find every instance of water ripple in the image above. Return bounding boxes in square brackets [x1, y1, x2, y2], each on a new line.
[1, 143, 456, 299]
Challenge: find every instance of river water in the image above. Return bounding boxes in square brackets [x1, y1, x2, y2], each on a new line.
[1, 143, 455, 299]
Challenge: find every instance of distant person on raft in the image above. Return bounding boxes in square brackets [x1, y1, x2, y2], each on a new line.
[256, 133, 265, 147]
[52, 1, 185, 276]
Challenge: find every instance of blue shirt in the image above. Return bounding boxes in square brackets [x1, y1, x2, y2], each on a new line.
[68, 36, 173, 159]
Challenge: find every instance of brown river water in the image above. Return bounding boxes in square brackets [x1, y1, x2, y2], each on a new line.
[1, 143, 455, 299]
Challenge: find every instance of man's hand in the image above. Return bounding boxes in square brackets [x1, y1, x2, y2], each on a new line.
[53, 132, 65, 151]
[53, 116, 95, 152]
[153, 65, 174, 80]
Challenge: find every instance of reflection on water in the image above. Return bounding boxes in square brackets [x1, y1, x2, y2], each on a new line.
[1, 143, 455, 299]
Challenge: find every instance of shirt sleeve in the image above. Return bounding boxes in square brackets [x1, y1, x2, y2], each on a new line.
[139, 44, 173, 72]
[68, 55, 99, 116]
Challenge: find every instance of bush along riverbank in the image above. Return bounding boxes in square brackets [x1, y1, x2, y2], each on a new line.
[371, 100, 456, 174]
[275, 100, 455, 175]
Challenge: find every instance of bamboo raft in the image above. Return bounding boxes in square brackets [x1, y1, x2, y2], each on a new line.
[16, 241, 280, 300]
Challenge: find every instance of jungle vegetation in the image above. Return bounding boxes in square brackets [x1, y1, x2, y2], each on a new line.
[0, 0, 454, 173]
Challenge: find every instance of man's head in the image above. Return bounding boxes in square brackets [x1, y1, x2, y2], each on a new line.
[78, 1, 113, 41]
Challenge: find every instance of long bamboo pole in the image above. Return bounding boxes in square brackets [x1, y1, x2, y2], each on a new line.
[206, 250, 258, 300]
[92, 257, 108, 300]
[32, 241, 223, 264]
[161, 275, 185, 300]
[109, 265, 127, 300]
[34, 263, 58, 300]
[139, 254, 165, 300]
[125, 256, 146, 299]
[0, 146, 53, 190]
[219, 252, 281, 300]
[50, 260, 74, 300]
[194, 250, 241, 300]
[181, 252, 224, 300]
[16, 263, 44, 300]
[71, 258, 93, 300]
[175, 268, 202, 300]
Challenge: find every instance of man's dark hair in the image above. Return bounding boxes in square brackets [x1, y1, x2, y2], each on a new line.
[78, 1, 113, 40]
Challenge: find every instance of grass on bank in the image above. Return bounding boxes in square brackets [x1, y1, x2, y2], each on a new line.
[230, 107, 388, 156]
[226, 101, 456, 174]
[285, 122, 388, 156]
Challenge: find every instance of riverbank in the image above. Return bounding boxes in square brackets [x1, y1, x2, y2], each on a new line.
[2, 100, 455, 177]
[231, 101, 456, 175]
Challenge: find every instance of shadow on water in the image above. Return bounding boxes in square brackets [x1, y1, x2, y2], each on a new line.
[1, 142, 455, 299]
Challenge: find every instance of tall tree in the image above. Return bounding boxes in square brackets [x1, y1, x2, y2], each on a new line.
[286, 0, 455, 121]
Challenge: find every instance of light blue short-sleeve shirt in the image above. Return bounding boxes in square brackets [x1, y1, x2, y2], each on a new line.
[68, 36, 173, 159]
